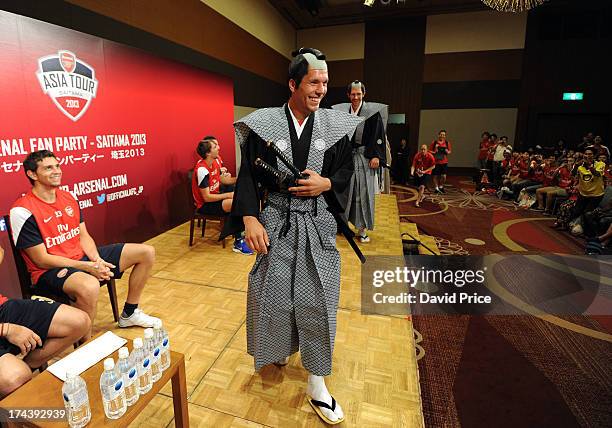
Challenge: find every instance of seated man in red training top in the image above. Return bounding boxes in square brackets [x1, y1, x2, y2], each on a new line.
[10, 150, 159, 340]
[191, 136, 252, 254]
[0, 245, 90, 397]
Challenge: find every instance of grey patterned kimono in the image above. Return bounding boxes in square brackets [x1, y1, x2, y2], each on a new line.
[231, 106, 363, 376]
[332, 102, 388, 231]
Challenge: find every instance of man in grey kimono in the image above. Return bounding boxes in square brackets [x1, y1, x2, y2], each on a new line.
[225, 48, 363, 424]
[332, 81, 388, 243]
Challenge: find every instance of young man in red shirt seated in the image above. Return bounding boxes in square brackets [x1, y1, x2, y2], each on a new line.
[10, 150, 160, 341]
[411, 145, 436, 207]
[0, 245, 90, 397]
[191, 136, 252, 254]
[534, 157, 574, 214]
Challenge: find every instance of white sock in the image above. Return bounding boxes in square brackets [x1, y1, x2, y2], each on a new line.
[307, 375, 343, 421]
[359, 228, 366, 238]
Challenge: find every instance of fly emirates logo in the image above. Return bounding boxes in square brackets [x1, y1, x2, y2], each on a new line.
[45, 223, 80, 249]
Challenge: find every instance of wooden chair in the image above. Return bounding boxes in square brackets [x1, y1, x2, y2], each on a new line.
[187, 170, 228, 248]
[3, 215, 120, 322]
[189, 210, 227, 248]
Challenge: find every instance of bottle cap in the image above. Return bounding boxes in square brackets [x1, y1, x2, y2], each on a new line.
[133, 338, 143, 348]
[65, 369, 76, 379]
[118, 347, 129, 359]
[104, 358, 115, 371]
[144, 328, 154, 339]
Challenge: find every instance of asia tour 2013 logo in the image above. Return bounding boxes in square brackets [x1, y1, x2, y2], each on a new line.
[36, 50, 99, 121]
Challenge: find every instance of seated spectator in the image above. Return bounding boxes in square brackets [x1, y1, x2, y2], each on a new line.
[523, 155, 552, 196]
[587, 220, 612, 249]
[603, 156, 612, 186]
[552, 190, 578, 231]
[577, 133, 594, 151]
[569, 148, 606, 231]
[411, 145, 436, 207]
[0, 245, 90, 398]
[10, 150, 159, 341]
[192, 136, 252, 255]
[510, 153, 539, 200]
[502, 152, 521, 187]
[553, 139, 567, 159]
[534, 156, 574, 214]
[587, 136, 610, 159]
[583, 199, 612, 239]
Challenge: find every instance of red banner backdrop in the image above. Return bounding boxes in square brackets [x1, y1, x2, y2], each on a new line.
[0, 11, 235, 297]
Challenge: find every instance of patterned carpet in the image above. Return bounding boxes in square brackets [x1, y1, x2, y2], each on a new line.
[392, 177, 612, 428]
[393, 177, 584, 255]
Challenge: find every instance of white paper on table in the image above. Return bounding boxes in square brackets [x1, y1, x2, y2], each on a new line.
[47, 331, 127, 381]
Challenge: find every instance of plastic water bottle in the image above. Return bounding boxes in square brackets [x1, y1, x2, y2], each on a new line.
[133, 337, 152, 394]
[99, 358, 127, 419]
[144, 328, 162, 382]
[117, 347, 139, 406]
[154, 319, 171, 371]
[62, 369, 91, 427]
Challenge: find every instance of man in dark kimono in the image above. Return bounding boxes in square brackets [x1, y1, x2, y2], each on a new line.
[332, 81, 388, 243]
[224, 48, 363, 425]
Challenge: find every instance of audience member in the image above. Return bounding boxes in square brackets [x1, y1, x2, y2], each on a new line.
[411, 144, 436, 207]
[571, 148, 606, 227]
[492, 136, 512, 186]
[587, 136, 610, 159]
[430, 130, 452, 193]
[477, 131, 490, 170]
[534, 157, 574, 214]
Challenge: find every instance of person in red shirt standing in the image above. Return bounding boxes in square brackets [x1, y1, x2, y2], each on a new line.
[430, 130, 452, 193]
[411, 145, 436, 207]
[0, 245, 90, 397]
[477, 131, 490, 170]
[10, 151, 160, 341]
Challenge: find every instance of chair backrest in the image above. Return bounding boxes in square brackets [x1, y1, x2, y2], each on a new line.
[3, 214, 34, 298]
[187, 169, 198, 210]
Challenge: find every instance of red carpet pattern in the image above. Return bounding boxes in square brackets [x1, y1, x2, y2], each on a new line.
[392, 177, 612, 428]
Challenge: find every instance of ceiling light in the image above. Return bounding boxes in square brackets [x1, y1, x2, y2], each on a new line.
[481, 0, 547, 13]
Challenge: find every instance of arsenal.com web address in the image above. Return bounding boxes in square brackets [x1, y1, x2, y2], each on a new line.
[106, 187, 141, 202]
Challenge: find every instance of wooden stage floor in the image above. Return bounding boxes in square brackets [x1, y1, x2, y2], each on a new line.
[67, 194, 422, 427]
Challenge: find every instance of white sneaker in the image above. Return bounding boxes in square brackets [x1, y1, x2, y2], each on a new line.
[571, 223, 583, 236]
[118, 308, 160, 328]
[359, 234, 370, 243]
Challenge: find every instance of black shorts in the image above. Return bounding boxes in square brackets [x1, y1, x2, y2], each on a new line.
[432, 164, 448, 176]
[219, 184, 235, 193]
[0, 298, 62, 357]
[414, 174, 430, 187]
[34, 243, 125, 299]
[197, 201, 226, 216]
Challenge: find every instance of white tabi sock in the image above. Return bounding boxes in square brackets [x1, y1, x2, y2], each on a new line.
[307, 374, 344, 421]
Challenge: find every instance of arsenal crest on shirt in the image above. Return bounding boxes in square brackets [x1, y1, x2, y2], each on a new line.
[36, 50, 99, 121]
